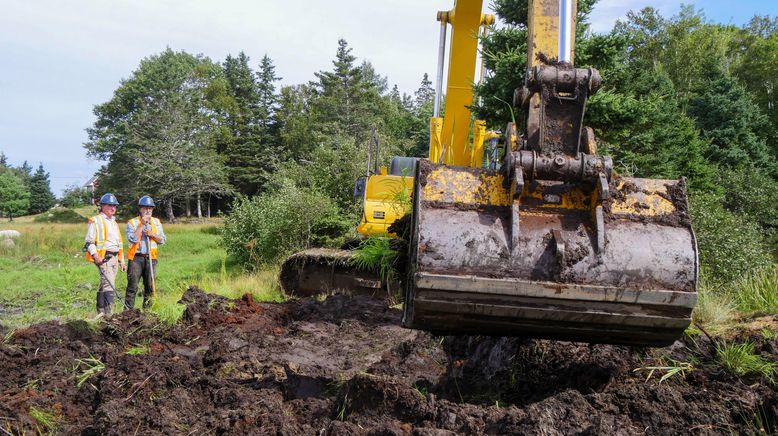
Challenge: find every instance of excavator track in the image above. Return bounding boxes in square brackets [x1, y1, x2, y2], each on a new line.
[279, 248, 399, 300]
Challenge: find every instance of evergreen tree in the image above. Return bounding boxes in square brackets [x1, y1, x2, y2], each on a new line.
[413, 73, 434, 113]
[256, 54, 282, 134]
[27, 164, 56, 214]
[219, 52, 267, 195]
[313, 39, 367, 140]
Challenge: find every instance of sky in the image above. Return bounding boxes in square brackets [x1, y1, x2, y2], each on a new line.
[0, 0, 775, 196]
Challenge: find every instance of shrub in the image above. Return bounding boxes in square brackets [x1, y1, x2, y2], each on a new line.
[221, 183, 352, 267]
[33, 207, 85, 223]
[690, 192, 771, 286]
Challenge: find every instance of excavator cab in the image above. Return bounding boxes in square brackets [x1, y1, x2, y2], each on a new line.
[401, 0, 698, 347]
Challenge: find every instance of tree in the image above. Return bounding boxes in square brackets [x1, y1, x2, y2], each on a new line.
[313, 39, 369, 141]
[0, 171, 30, 220]
[256, 54, 282, 133]
[86, 49, 231, 220]
[27, 164, 56, 214]
[60, 184, 92, 208]
[413, 73, 434, 113]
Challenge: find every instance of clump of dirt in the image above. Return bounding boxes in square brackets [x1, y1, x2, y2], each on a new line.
[1, 288, 776, 435]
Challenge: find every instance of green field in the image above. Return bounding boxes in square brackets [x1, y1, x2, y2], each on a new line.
[0, 219, 282, 329]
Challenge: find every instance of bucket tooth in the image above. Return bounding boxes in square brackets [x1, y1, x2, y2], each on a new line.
[403, 160, 698, 347]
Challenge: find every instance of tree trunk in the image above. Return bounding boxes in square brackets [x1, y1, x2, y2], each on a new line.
[185, 197, 191, 217]
[196, 193, 202, 219]
[207, 195, 211, 218]
[165, 200, 176, 223]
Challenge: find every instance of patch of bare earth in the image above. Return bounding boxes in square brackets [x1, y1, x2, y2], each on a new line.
[1, 287, 775, 434]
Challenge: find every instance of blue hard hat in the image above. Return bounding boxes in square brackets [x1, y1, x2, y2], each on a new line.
[99, 193, 119, 205]
[138, 195, 155, 207]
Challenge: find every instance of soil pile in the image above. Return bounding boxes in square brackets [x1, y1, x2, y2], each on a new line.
[1, 287, 775, 434]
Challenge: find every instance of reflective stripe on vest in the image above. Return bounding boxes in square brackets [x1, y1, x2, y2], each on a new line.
[85, 215, 124, 263]
[127, 217, 160, 260]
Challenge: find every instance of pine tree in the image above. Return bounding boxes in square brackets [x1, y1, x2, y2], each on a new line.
[220, 52, 266, 195]
[414, 73, 434, 112]
[314, 39, 366, 139]
[257, 54, 281, 133]
[27, 164, 56, 214]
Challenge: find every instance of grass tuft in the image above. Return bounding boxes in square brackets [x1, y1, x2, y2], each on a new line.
[126, 344, 150, 356]
[29, 406, 60, 432]
[75, 355, 106, 388]
[730, 266, 778, 314]
[351, 237, 398, 282]
[716, 341, 776, 384]
[634, 358, 694, 383]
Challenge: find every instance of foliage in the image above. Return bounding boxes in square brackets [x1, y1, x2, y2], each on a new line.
[690, 193, 771, 286]
[715, 341, 776, 384]
[33, 208, 85, 224]
[634, 358, 694, 383]
[729, 266, 778, 314]
[28, 406, 60, 432]
[60, 184, 92, 208]
[126, 344, 150, 355]
[221, 185, 351, 267]
[0, 171, 30, 220]
[75, 355, 105, 388]
[351, 237, 398, 282]
[86, 49, 232, 221]
[27, 164, 56, 214]
[692, 276, 734, 328]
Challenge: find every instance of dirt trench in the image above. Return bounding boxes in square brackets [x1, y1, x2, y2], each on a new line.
[1, 287, 776, 435]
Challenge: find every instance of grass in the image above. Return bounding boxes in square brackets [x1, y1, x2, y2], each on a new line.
[729, 266, 778, 314]
[75, 355, 105, 388]
[28, 406, 61, 433]
[634, 358, 695, 383]
[126, 343, 150, 356]
[715, 341, 776, 384]
[0, 216, 283, 329]
[351, 236, 397, 282]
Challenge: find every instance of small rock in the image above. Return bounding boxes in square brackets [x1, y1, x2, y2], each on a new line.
[0, 230, 21, 239]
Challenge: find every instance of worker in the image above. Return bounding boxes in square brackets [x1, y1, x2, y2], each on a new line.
[124, 195, 166, 309]
[84, 193, 126, 316]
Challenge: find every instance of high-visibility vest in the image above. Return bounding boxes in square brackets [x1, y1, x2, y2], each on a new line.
[85, 215, 124, 263]
[127, 217, 161, 260]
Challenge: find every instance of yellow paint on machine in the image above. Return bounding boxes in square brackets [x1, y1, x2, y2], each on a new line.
[356, 173, 414, 237]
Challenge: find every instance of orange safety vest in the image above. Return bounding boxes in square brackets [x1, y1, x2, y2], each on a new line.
[127, 216, 161, 260]
[85, 215, 124, 263]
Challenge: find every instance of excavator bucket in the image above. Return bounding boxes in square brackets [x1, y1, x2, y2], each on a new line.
[402, 160, 698, 347]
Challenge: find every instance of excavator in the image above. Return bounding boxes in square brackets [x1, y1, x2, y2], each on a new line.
[282, 0, 698, 347]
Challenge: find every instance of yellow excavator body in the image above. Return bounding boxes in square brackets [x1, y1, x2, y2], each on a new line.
[356, 168, 414, 237]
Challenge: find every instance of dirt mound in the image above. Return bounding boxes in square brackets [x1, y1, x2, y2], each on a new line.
[1, 288, 775, 434]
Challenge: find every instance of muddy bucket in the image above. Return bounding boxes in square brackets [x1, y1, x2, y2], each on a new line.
[402, 160, 698, 347]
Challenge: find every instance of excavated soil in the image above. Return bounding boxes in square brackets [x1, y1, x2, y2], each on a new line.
[1, 287, 776, 435]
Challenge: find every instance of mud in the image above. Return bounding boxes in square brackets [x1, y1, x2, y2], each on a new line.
[1, 288, 776, 435]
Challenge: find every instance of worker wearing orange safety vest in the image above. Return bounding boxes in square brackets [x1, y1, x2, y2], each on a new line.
[124, 195, 166, 309]
[84, 193, 126, 316]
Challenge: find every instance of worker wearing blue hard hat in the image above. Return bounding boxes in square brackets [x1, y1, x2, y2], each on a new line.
[125, 195, 166, 309]
[84, 193, 126, 316]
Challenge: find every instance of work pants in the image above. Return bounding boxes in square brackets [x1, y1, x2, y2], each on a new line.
[125, 255, 157, 309]
[96, 255, 119, 314]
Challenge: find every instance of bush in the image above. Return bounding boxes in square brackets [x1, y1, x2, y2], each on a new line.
[221, 183, 352, 267]
[59, 185, 92, 208]
[33, 207, 85, 223]
[690, 192, 771, 286]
